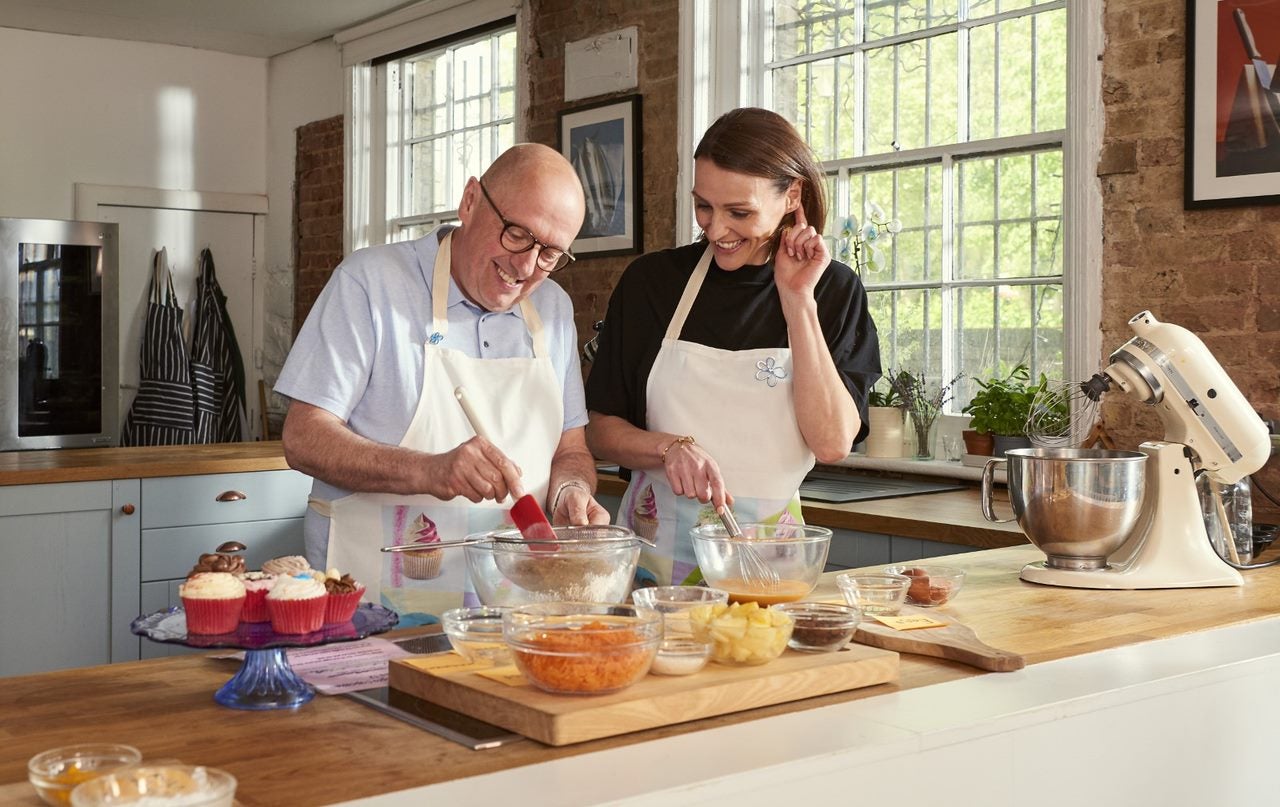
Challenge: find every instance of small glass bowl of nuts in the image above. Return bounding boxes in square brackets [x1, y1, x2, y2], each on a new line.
[883, 564, 966, 607]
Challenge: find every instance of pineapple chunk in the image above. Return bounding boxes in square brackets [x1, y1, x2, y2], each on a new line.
[689, 601, 794, 665]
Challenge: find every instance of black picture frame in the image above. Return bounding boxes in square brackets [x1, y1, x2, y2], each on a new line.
[557, 94, 643, 257]
[1185, 0, 1280, 208]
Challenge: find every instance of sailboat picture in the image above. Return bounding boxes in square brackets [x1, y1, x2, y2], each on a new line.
[558, 95, 643, 256]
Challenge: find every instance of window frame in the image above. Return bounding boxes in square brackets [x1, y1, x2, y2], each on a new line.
[677, 0, 1102, 431]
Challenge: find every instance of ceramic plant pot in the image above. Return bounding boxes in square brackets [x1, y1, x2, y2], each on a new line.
[865, 406, 905, 458]
[962, 429, 994, 457]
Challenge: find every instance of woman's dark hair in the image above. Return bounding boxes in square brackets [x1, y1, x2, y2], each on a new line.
[693, 107, 827, 236]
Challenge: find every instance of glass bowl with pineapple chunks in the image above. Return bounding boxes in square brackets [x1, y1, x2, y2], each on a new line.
[688, 601, 794, 666]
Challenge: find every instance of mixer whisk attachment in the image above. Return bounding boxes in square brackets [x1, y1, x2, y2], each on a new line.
[1027, 374, 1111, 448]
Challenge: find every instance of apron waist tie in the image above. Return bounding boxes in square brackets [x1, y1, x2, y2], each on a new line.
[308, 497, 333, 518]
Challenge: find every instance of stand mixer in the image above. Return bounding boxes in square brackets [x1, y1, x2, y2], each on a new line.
[1018, 311, 1271, 589]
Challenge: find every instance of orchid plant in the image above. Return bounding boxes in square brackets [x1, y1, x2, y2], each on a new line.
[834, 203, 902, 275]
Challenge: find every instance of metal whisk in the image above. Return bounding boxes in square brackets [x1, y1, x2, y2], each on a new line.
[720, 507, 780, 590]
[1026, 374, 1113, 448]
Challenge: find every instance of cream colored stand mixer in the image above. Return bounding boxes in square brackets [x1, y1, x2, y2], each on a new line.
[1017, 311, 1270, 589]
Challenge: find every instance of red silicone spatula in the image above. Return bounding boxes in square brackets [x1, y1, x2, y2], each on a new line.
[454, 386, 558, 548]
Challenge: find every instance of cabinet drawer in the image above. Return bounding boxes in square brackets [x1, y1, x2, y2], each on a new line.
[141, 470, 311, 529]
[142, 518, 305, 582]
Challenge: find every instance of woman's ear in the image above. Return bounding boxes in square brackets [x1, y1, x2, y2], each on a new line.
[785, 179, 803, 212]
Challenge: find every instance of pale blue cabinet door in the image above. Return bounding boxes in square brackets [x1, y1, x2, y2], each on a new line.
[0, 480, 140, 677]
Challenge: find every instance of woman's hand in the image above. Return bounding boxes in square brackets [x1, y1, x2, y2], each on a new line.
[663, 438, 735, 511]
[774, 204, 831, 300]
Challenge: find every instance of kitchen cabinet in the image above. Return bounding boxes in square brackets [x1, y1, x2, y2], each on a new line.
[0, 468, 309, 673]
[0, 479, 139, 677]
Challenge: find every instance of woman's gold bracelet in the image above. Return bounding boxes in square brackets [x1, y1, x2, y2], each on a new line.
[661, 435, 696, 464]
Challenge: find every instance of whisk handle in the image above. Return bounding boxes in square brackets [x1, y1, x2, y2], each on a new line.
[981, 457, 1018, 524]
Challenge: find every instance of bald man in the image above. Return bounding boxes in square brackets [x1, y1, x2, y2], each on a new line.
[277, 144, 609, 621]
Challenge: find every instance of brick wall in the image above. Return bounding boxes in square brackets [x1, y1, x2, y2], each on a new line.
[293, 115, 345, 337]
[525, 0, 681, 361]
[1100, 1, 1280, 520]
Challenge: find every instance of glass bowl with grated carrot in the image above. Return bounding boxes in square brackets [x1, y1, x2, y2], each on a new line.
[503, 603, 662, 695]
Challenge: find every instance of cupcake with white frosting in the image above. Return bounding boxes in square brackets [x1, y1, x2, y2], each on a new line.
[266, 573, 328, 634]
[180, 572, 246, 634]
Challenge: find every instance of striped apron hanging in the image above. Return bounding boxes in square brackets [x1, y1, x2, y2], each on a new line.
[190, 248, 246, 444]
[121, 248, 195, 446]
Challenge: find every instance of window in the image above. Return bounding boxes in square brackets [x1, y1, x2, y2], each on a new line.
[342, 9, 518, 250]
[684, 0, 1098, 411]
[383, 23, 517, 242]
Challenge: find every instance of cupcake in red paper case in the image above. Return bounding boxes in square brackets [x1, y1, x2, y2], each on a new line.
[323, 568, 366, 624]
[632, 484, 659, 542]
[266, 574, 328, 634]
[402, 513, 444, 580]
[239, 571, 277, 623]
[261, 555, 313, 577]
[180, 572, 246, 634]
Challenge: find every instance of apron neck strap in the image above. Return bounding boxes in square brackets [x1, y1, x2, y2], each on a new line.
[430, 230, 550, 358]
[664, 245, 715, 340]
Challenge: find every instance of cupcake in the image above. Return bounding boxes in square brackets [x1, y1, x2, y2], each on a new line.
[323, 568, 366, 624]
[186, 552, 245, 577]
[632, 484, 659, 542]
[180, 573, 246, 634]
[239, 571, 277, 623]
[402, 513, 443, 580]
[266, 574, 328, 634]
[262, 555, 313, 577]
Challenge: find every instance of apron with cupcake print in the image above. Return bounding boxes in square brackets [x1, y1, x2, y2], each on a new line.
[618, 245, 815, 586]
[324, 231, 562, 622]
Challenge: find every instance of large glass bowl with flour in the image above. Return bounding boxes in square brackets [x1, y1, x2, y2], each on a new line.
[465, 525, 641, 605]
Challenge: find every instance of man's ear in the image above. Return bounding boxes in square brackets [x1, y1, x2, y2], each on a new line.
[458, 178, 481, 225]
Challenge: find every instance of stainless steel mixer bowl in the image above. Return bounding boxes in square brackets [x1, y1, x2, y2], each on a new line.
[982, 448, 1147, 570]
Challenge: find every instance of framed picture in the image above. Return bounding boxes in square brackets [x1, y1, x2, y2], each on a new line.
[1185, 0, 1280, 207]
[558, 94, 642, 257]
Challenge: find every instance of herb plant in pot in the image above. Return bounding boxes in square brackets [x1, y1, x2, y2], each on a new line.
[863, 382, 904, 458]
[960, 364, 1047, 457]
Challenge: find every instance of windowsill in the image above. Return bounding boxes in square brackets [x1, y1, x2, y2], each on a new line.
[826, 453, 1005, 483]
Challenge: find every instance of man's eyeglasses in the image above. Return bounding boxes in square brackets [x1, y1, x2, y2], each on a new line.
[478, 181, 575, 273]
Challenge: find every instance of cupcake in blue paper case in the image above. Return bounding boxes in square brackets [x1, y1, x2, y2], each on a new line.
[402, 513, 444, 580]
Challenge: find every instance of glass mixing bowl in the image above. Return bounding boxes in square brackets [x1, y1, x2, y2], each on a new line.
[690, 523, 831, 604]
[503, 602, 662, 694]
[464, 525, 641, 606]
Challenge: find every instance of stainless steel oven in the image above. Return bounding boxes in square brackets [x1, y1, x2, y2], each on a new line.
[0, 218, 119, 451]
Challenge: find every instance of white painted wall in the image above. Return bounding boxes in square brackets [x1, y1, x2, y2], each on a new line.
[0, 27, 267, 218]
[263, 40, 344, 427]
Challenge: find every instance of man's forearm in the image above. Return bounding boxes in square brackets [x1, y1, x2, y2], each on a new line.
[282, 401, 431, 495]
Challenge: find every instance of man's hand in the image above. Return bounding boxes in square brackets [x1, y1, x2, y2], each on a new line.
[551, 485, 612, 526]
[422, 436, 525, 503]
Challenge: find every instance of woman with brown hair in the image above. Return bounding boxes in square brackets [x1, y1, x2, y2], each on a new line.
[585, 107, 882, 586]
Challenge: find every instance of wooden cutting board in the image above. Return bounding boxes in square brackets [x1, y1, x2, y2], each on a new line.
[388, 644, 899, 746]
[853, 606, 1025, 672]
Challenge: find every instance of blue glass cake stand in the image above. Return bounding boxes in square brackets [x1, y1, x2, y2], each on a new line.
[131, 603, 399, 711]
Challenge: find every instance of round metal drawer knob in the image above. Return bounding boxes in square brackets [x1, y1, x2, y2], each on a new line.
[216, 490, 247, 502]
[120, 503, 135, 515]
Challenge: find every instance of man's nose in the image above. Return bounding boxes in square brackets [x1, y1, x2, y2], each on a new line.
[510, 247, 541, 278]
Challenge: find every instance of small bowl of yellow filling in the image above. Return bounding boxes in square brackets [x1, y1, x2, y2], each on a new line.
[28, 744, 142, 806]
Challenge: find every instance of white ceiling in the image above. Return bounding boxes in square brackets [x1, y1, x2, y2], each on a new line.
[0, 0, 424, 58]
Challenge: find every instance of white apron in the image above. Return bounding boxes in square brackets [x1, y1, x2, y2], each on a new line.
[325, 232, 563, 621]
[618, 246, 815, 585]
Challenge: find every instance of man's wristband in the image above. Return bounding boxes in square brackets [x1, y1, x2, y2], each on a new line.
[661, 435, 696, 464]
[550, 480, 590, 514]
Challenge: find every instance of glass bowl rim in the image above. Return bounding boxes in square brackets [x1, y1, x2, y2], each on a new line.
[771, 601, 862, 618]
[68, 764, 236, 803]
[28, 744, 143, 776]
[882, 564, 967, 578]
[632, 585, 730, 605]
[835, 571, 913, 587]
[690, 523, 833, 543]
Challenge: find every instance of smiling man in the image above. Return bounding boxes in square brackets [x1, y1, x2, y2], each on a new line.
[276, 143, 609, 622]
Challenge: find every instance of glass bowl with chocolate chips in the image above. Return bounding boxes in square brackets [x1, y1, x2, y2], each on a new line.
[770, 602, 861, 652]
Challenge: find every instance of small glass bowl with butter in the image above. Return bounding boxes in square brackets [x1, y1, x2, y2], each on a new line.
[649, 638, 712, 675]
[441, 606, 513, 665]
[28, 744, 142, 806]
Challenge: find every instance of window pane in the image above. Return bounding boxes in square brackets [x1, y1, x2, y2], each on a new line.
[927, 33, 960, 146]
[1035, 9, 1067, 131]
[769, 0, 857, 61]
[770, 56, 856, 161]
[869, 287, 942, 379]
[849, 163, 943, 283]
[865, 46, 897, 155]
[951, 282, 1062, 407]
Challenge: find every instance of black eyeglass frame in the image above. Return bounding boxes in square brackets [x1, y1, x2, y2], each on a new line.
[477, 181, 575, 273]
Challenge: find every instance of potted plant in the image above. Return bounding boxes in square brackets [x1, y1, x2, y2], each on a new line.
[961, 364, 1052, 456]
[863, 381, 905, 458]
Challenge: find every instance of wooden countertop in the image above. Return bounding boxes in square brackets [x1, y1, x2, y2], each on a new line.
[0, 442, 293, 486]
[3, 545, 1278, 806]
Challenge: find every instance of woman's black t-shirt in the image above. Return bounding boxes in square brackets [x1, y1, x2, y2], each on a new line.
[584, 242, 882, 453]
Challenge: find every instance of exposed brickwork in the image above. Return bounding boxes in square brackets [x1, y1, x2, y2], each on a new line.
[1100, 1, 1280, 520]
[526, 0, 681, 368]
[293, 115, 345, 337]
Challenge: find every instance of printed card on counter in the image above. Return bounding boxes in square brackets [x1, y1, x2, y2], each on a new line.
[284, 637, 414, 694]
[872, 614, 948, 631]
[474, 665, 527, 687]
[404, 653, 495, 676]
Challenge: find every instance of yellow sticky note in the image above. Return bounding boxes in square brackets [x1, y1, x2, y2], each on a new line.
[475, 665, 527, 687]
[404, 653, 493, 676]
[873, 614, 948, 631]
